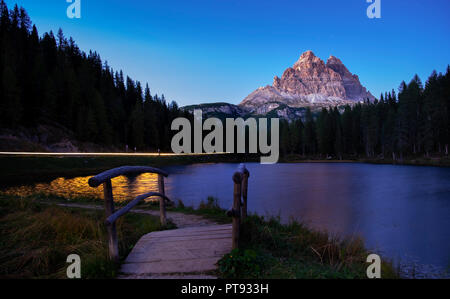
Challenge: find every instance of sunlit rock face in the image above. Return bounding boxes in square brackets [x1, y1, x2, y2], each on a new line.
[326, 55, 375, 102]
[240, 51, 375, 112]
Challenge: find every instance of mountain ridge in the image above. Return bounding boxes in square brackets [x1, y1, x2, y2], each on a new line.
[240, 51, 375, 112]
[184, 51, 375, 121]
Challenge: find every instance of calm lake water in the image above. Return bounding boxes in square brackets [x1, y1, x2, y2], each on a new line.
[4, 162, 450, 276]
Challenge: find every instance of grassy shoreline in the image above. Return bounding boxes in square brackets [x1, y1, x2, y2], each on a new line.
[281, 154, 450, 168]
[0, 195, 170, 279]
[218, 215, 398, 279]
[0, 194, 399, 279]
[124, 198, 399, 279]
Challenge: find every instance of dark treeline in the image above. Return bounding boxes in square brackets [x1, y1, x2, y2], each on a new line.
[279, 70, 450, 160]
[0, 2, 190, 151]
[1, 2, 449, 158]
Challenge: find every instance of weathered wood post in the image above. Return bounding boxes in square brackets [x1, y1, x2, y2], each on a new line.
[103, 179, 119, 262]
[158, 174, 167, 226]
[240, 166, 249, 223]
[231, 171, 242, 250]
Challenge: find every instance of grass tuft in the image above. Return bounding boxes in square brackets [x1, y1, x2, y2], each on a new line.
[219, 215, 398, 279]
[0, 196, 166, 279]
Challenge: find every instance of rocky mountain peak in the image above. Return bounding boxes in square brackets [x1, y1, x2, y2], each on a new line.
[299, 50, 317, 60]
[326, 55, 349, 75]
[187, 52, 376, 121]
[326, 55, 374, 102]
[327, 55, 342, 63]
[293, 50, 326, 71]
[240, 51, 375, 112]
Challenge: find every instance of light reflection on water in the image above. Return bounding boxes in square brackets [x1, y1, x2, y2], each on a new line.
[3, 173, 159, 202]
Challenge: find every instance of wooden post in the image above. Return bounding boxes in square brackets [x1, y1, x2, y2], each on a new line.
[241, 170, 249, 223]
[158, 174, 167, 226]
[103, 179, 119, 262]
[232, 172, 242, 250]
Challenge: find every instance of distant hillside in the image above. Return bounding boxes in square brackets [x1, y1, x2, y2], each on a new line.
[183, 102, 250, 120]
[183, 101, 329, 122]
[0, 122, 120, 153]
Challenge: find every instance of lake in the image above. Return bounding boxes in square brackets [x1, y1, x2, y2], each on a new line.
[3, 162, 450, 277]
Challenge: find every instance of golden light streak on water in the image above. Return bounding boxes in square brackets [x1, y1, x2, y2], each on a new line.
[3, 173, 160, 202]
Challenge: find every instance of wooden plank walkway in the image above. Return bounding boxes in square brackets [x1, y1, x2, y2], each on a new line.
[52, 203, 231, 279]
[81, 164, 249, 279]
[119, 224, 232, 279]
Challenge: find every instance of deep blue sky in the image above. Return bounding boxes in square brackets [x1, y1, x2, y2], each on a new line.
[5, 0, 450, 106]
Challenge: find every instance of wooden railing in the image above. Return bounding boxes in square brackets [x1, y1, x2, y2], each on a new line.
[227, 163, 250, 250]
[88, 166, 171, 262]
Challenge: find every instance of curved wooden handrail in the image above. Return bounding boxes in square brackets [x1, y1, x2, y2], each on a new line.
[105, 192, 172, 225]
[88, 166, 169, 187]
[89, 165, 171, 262]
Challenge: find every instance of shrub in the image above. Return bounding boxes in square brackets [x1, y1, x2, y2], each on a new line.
[218, 248, 272, 279]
